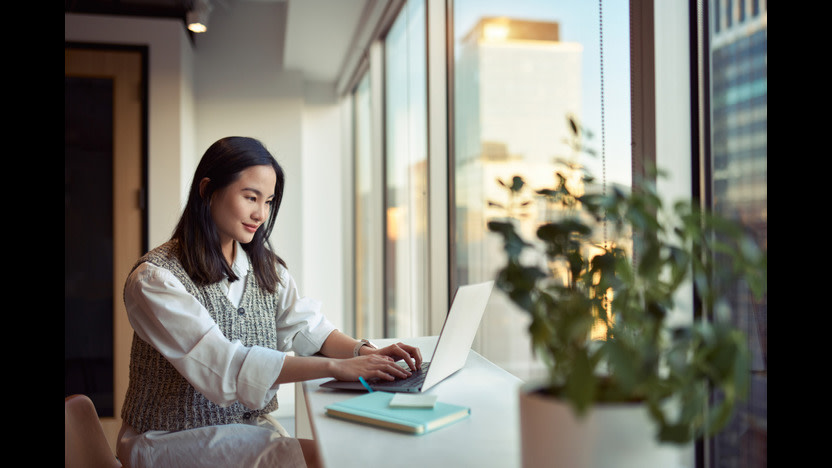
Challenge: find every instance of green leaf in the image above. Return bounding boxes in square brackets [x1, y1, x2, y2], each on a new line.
[657, 422, 693, 444]
[564, 351, 595, 415]
[510, 175, 525, 192]
[487, 220, 530, 261]
[603, 340, 638, 392]
[568, 115, 579, 136]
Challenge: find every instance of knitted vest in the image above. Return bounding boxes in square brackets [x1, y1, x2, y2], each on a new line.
[121, 240, 280, 433]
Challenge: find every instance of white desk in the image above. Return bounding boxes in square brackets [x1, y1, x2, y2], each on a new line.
[302, 336, 523, 468]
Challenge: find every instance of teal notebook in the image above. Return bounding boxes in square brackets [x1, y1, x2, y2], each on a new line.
[324, 391, 471, 435]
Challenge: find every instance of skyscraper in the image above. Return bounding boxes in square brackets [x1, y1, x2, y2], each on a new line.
[454, 17, 584, 378]
[709, 1, 767, 466]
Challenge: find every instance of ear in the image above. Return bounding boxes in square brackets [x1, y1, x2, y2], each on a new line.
[199, 177, 211, 200]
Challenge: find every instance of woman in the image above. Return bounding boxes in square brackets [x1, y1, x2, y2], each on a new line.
[116, 137, 421, 467]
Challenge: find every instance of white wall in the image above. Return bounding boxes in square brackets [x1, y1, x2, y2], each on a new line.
[300, 83, 347, 330]
[654, 1, 693, 206]
[653, 1, 694, 333]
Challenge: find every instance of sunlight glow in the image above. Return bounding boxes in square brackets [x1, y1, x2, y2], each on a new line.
[483, 23, 510, 41]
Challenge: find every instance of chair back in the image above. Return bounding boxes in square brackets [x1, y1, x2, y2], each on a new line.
[65, 394, 122, 468]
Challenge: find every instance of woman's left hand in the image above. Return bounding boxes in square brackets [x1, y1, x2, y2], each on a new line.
[367, 342, 423, 371]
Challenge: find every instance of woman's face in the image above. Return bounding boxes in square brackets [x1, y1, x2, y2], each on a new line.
[205, 164, 277, 256]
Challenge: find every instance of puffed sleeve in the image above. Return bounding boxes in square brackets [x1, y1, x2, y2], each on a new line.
[124, 262, 286, 410]
[274, 266, 337, 356]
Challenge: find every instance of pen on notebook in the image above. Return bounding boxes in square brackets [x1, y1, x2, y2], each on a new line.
[358, 376, 374, 393]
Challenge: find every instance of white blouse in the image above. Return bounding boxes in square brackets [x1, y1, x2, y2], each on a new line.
[121, 241, 337, 412]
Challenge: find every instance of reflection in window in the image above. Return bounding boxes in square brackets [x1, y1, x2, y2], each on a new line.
[708, 1, 767, 466]
[385, 0, 428, 338]
[452, 0, 631, 379]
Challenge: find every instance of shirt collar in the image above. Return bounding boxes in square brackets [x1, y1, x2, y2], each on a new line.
[231, 241, 250, 277]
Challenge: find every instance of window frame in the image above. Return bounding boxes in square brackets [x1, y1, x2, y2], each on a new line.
[347, 1, 766, 464]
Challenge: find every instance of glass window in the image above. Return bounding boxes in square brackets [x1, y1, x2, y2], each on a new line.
[452, 0, 631, 379]
[354, 73, 382, 339]
[708, 1, 767, 466]
[385, 0, 428, 338]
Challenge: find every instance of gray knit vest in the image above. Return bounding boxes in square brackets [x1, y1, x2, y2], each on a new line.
[121, 240, 281, 433]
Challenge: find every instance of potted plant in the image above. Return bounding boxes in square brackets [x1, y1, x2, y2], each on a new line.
[487, 117, 766, 467]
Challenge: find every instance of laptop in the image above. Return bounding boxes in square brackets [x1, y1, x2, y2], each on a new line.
[320, 281, 494, 393]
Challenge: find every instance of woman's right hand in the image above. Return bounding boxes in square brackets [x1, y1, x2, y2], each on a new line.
[331, 354, 412, 382]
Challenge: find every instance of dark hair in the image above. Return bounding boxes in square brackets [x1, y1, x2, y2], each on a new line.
[172, 136, 286, 293]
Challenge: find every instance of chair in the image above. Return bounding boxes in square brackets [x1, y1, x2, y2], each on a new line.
[65, 394, 122, 468]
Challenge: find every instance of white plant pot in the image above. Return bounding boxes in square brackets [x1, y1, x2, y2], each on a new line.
[518, 384, 692, 468]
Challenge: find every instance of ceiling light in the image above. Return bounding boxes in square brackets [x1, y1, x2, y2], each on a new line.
[187, 0, 213, 33]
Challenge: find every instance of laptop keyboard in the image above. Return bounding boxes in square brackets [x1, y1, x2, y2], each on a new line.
[372, 362, 431, 388]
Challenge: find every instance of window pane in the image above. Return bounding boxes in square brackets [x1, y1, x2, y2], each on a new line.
[708, 1, 767, 466]
[385, 0, 428, 338]
[354, 73, 381, 338]
[452, 0, 631, 379]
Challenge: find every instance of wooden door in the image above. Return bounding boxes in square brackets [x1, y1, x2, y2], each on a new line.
[65, 45, 145, 451]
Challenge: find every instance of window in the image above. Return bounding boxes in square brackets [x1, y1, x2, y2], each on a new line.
[348, 1, 765, 464]
[354, 72, 383, 339]
[451, 0, 631, 379]
[384, 0, 429, 338]
[706, 1, 767, 466]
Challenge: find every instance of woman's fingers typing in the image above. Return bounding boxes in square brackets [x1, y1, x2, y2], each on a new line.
[335, 354, 412, 382]
[375, 342, 423, 371]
